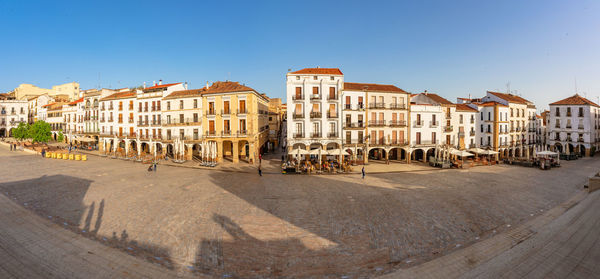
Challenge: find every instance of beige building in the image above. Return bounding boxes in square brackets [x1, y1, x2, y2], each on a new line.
[14, 82, 80, 101]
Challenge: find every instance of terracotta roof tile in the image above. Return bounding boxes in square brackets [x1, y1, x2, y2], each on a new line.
[143, 82, 182, 91]
[68, 97, 84, 105]
[549, 94, 599, 107]
[344, 82, 407, 93]
[487, 91, 531, 104]
[455, 104, 478, 112]
[420, 92, 453, 105]
[290, 68, 343, 75]
[100, 91, 136, 101]
[201, 81, 257, 95]
[164, 89, 206, 100]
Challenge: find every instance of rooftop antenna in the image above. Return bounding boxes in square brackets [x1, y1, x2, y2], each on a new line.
[506, 82, 510, 94]
[227, 72, 231, 81]
[574, 77, 578, 94]
[97, 72, 101, 90]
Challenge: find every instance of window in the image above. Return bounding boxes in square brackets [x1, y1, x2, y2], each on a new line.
[459, 114, 463, 124]
[312, 87, 319, 95]
[313, 76, 317, 80]
[179, 100, 184, 109]
[330, 76, 334, 80]
[579, 107, 584, 117]
[488, 112, 491, 121]
[194, 99, 198, 108]
[480, 112, 483, 120]
[296, 76, 300, 80]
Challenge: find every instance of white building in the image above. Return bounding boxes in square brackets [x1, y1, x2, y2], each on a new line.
[0, 100, 28, 137]
[548, 94, 599, 156]
[455, 104, 478, 150]
[409, 101, 442, 162]
[136, 82, 186, 141]
[162, 88, 204, 143]
[99, 89, 138, 153]
[286, 68, 344, 152]
[482, 91, 536, 152]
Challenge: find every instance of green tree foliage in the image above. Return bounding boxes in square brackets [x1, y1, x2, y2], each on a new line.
[57, 130, 65, 142]
[28, 121, 52, 143]
[12, 122, 30, 141]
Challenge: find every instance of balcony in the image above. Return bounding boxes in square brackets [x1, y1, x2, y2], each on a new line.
[444, 125, 453, 132]
[389, 139, 408, 146]
[128, 118, 134, 123]
[458, 132, 465, 137]
[388, 120, 407, 127]
[292, 94, 304, 101]
[389, 103, 407, 110]
[205, 131, 217, 137]
[567, 112, 572, 117]
[578, 125, 584, 130]
[144, 107, 149, 112]
[529, 128, 536, 132]
[344, 104, 352, 110]
[516, 127, 522, 132]
[310, 94, 321, 100]
[470, 119, 475, 124]
[368, 120, 385, 127]
[293, 133, 304, 138]
[109, 106, 114, 110]
[510, 127, 515, 132]
[327, 94, 338, 100]
[221, 109, 231, 115]
[414, 120, 424, 128]
[327, 112, 338, 119]
[238, 130, 248, 136]
[565, 125, 571, 129]
[578, 138, 584, 143]
[222, 130, 232, 136]
[101, 106, 106, 111]
[100, 118, 105, 123]
[414, 140, 438, 145]
[237, 108, 247, 114]
[310, 112, 322, 119]
[344, 122, 365, 129]
[293, 113, 305, 119]
[137, 121, 148, 126]
[108, 118, 114, 123]
[344, 139, 364, 145]
[328, 132, 338, 138]
[310, 132, 321, 138]
[368, 103, 385, 109]
[151, 119, 161, 126]
[430, 121, 439, 128]
[470, 130, 476, 136]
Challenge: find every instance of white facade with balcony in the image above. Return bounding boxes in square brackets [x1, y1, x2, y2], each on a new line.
[162, 94, 203, 142]
[548, 94, 599, 156]
[0, 100, 28, 137]
[286, 69, 344, 152]
[409, 104, 442, 162]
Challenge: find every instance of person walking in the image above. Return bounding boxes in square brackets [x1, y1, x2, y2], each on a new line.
[258, 165, 262, 176]
[259, 153, 262, 164]
[10, 144, 12, 151]
[153, 162, 157, 172]
[41, 149, 46, 158]
[362, 166, 365, 179]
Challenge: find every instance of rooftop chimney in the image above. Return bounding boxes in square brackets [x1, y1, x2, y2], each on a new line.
[424, 90, 428, 95]
[206, 82, 209, 89]
[143, 82, 146, 89]
[159, 80, 162, 85]
[184, 82, 188, 90]
[153, 80, 156, 86]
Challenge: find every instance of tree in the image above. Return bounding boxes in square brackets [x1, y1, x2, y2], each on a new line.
[28, 121, 52, 143]
[12, 122, 30, 141]
[57, 130, 65, 142]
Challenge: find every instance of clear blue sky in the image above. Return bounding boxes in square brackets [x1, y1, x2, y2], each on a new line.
[1, 0, 599, 111]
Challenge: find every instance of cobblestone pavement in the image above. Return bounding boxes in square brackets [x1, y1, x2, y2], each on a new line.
[1, 143, 599, 278]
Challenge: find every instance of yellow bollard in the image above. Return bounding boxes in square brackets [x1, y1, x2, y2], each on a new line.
[69, 154, 74, 160]
[81, 155, 87, 161]
[75, 154, 81, 161]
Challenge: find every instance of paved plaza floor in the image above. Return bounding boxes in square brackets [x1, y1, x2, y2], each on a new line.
[1, 143, 599, 278]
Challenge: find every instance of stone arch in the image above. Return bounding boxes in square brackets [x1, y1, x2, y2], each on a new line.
[129, 140, 137, 154]
[155, 143, 163, 155]
[238, 140, 249, 162]
[0, 128, 6, 137]
[425, 148, 435, 161]
[292, 143, 306, 150]
[310, 142, 323, 150]
[554, 142, 563, 153]
[223, 140, 234, 161]
[325, 142, 339, 150]
[192, 143, 202, 160]
[579, 144, 586, 156]
[368, 147, 386, 161]
[166, 144, 174, 158]
[413, 149, 425, 162]
[567, 143, 575, 154]
[388, 147, 407, 161]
